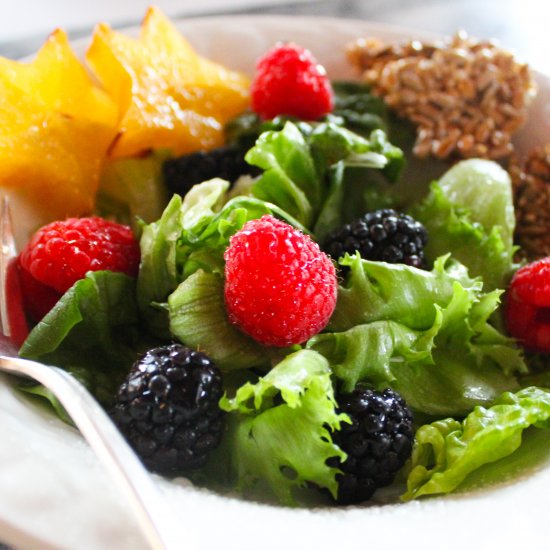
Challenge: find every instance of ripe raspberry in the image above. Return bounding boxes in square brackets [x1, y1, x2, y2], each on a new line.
[224, 215, 337, 347]
[19, 217, 140, 314]
[251, 42, 334, 120]
[506, 257, 550, 353]
[17, 258, 62, 323]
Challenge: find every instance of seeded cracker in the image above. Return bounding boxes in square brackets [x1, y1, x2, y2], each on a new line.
[347, 31, 536, 160]
[509, 147, 550, 260]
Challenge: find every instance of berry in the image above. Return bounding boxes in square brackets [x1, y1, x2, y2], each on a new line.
[17, 257, 62, 323]
[330, 388, 414, 505]
[251, 42, 334, 120]
[19, 217, 140, 295]
[111, 344, 225, 475]
[323, 209, 428, 269]
[224, 215, 337, 347]
[163, 146, 260, 198]
[506, 257, 550, 353]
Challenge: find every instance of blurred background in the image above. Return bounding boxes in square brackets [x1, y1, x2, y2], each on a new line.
[1, 0, 549, 71]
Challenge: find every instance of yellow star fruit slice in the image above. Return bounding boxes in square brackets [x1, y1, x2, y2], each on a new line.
[86, 7, 251, 158]
[0, 29, 119, 227]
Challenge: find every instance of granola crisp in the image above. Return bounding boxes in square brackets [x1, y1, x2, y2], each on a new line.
[347, 31, 536, 160]
[509, 146, 550, 261]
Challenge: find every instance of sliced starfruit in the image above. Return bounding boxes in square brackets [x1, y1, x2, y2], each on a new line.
[0, 29, 118, 227]
[86, 6, 251, 158]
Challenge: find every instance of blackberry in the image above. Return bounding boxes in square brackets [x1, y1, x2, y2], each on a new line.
[330, 388, 414, 505]
[323, 209, 428, 269]
[111, 344, 225, 475]
[163, 146, 260, 197]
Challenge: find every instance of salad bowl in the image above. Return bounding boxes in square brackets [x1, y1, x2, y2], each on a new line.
[1, 14, 549, 550]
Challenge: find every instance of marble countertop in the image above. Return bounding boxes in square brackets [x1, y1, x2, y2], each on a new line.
[1, 0, 547, 73]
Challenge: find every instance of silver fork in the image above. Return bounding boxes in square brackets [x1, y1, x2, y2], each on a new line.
[0, 197, 183, 550]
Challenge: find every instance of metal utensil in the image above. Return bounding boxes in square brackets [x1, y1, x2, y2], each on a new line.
[0, 197, 183, 550]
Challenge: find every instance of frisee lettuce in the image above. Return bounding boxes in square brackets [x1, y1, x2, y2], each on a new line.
[308, 254, 525, 416]
[219, 349, 348, 505]
[96, 149, 171, 232]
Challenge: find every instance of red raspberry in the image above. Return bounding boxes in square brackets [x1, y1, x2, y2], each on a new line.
[505, 257, 550, 353]
[251, 42, 334, 120]
[224, 215, 337, 347]
[17, 258, 62, 323]
[19, 217, 140, 318]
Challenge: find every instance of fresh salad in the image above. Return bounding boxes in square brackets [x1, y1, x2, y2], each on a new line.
[2, 7, 550, 507]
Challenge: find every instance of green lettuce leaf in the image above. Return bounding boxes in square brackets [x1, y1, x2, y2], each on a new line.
[245, 120, 403, 236]
[219, 349, 348, 505]
[413, 159, 517, 290]
[176, 195, 306, 280]
[19, 271, 141, 405]
[308, 255, 525, 415]
[247, 121, 319, 226]
[168, 270, 270, 370]
[17, 383, 71, 424]
[137, 192, 194, 338]
[437, 159, 515, 247]
[403, 386, 550, 500]
[328, 254, 478, 332]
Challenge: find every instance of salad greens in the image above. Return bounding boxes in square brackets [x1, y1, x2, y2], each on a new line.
[168, 270, 270, 370]
[308, 254, 524, 416]
[246, 120, 403, 234]
[16, 79, 550, 507]
[19, 271, 143, 405]
[219, 349, 348, 505]
[137, 177, 307, 338]
[404, 387, 550, 500]
[413, 159, 517, 291]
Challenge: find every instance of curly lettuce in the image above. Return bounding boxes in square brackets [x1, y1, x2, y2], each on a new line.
[403, 387, 550, 500]
[413, 159, 517, 290]
[219, 349, 348, 505]
[97, 149, 170, 231]
[308, 254, 525, 416]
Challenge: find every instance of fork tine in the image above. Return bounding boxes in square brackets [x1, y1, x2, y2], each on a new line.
[0, 196, 28, 344]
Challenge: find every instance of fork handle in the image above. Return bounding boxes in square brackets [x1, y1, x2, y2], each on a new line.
[0, 355, 189, 550]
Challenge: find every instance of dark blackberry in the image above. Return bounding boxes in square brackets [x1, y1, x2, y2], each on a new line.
[111, 344, 225, 475]
[330, 388, 414, 505]
[323, 209, 428, 269]
[163, 146, 260, 197]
